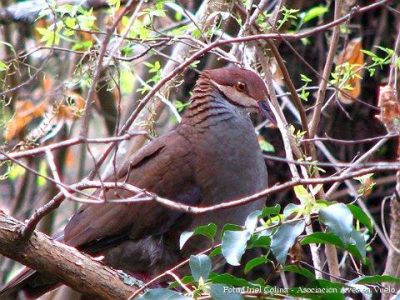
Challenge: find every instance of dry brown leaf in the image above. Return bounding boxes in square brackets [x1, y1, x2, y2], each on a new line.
[270, 57, 285, 86]
[42, 74, 53, 93]
[65, 149, 75, 167]
[4, 100, 47, 141]
[336, 38, 364, 104]
[55, 91, 86, 120]
[376, 85, 400, 133]
[288, 241, 304, 264]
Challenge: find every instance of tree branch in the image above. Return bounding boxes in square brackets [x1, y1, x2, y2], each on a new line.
[0, 212, 139, 299]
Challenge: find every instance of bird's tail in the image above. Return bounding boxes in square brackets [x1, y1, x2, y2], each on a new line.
[0, 232, 65, 299]
[0, 267, 60, 299]
[0, 267, 34, 299]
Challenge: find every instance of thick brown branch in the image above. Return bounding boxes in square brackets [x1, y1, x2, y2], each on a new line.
[0, 212, 138, 299]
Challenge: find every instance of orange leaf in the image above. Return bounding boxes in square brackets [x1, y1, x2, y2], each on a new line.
[376, 85, 400, 133]
[55, 91, 86, 120]
[337, 38, 364, 66]
[336, 38, 365, 104]
[78, 31, 93, 42]
[65, 149, 75, 167]
[42, 74, 53, 93]
[4, 100, 47, 141]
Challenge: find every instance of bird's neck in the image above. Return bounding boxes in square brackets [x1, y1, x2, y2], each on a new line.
[182, 74, 246, 127]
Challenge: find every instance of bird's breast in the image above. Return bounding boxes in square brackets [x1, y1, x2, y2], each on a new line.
[180, 116, 267, 230]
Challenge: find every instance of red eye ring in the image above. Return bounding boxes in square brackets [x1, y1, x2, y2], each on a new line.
[236, 81, 246, 92]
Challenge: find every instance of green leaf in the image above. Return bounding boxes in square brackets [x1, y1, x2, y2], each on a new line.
[168, 275, 194, 289]
[37, 160, 48, 187]
[209, 284, 244, 300]
[300, 88, 310, 101]
[8, 164, 26, 180]
[248, 234, 271, 249]
[56, 4, 75, 16]
[302, 6, 328, 23]
[72, 40, 93, 51]
[175, 100, 190, 112]
[175, 11, 183, 21]
[319, 203, 353, 244]
[350, 275, 400, 285]
[120, 67, 135, 94]
[108, 0, 121, 9]
[180, 223, 217, 249]
[221, 223, 243, 235]
[349, 229, 366, 258]
[210, 273, 261, 288]
[209, 246, 221, 257]
[301, 232, 345, 248]
[77, 11, 96, 31]
[137, 288, 191, 300]
[271, 220, 305, 264]
[300, 74, 312, 83]
[189, 254, 211, 282]
[245, 210, 261, 233]
[244, 256, 268, 274]
[64, 16, 76, 28]
[283, 203, 303, 217]
[293, 185, 314, 205]
[283, 265, 315, 280]
[277, 6, 299, 30]
[319, 204, 367, 259]
[347, 204, 373, 232]
[0, 60, 8, 72]
[261, 204, 281, 218]
[301, 232, 365, 260]
[192, 29, 202, 39]
[36, 27, 60, 47]
[376, 46, 394, 56]
[259, 139, 275, 152]
[361, 49, 377, 58]
[193, 223, 217, 239]
[221, 230, 251, 266]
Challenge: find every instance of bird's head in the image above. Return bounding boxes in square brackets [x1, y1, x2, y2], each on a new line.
[204, 67, 276, 124]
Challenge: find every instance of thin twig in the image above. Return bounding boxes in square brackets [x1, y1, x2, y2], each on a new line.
[89, 0, 388, 178]
[0, 132, 149, 162]
[308, 0, 343, 138]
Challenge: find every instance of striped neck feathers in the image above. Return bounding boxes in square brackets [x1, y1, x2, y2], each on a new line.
[182, 73, 247, 127]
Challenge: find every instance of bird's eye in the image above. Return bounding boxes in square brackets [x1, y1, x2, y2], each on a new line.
[236, 81, 246, 92]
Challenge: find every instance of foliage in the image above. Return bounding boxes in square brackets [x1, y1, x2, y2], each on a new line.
[145, 198, 385, 299]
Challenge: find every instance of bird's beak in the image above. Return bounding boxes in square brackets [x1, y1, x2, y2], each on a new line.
[258, 100, 277, 125]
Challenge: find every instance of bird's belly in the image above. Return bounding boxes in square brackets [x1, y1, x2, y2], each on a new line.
[192, 158, 267, 229]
